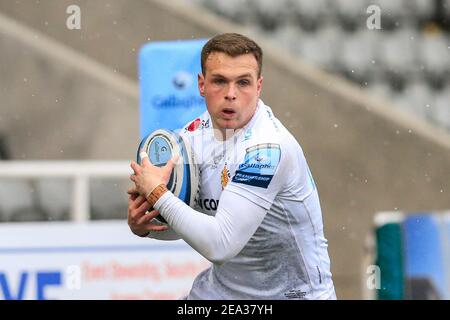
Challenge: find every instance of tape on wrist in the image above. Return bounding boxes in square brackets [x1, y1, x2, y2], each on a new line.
[146, 184, 168, 208]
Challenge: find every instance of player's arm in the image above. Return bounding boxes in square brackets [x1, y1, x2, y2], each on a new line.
[154, 188, 267, 264]
[153, 142, 288, 264]
[130, 143, 287, 264]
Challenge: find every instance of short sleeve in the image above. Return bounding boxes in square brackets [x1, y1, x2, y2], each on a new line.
[226, 142, 287, 210]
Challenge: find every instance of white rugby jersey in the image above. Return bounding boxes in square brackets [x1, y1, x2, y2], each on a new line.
[151, 99, 336, 300]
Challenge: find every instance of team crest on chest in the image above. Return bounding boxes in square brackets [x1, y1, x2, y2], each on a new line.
[221, 163, 230, 189]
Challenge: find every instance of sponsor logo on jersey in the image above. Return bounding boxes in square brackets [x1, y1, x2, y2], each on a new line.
[232, 143, 281, 189]
[187, 118, 201, 132]
[202, 118, 210, 129]
[197, 198, 219, 211]
[243, 129, 252, 141]
[221, 163, 230, 189]
[185, 118, 210, 132]
[284, 289, 307, 299]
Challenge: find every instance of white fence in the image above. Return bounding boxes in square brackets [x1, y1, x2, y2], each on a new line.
[0, 161, 132, 223]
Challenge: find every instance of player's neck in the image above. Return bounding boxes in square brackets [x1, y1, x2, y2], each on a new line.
[213, 127, 237, 141]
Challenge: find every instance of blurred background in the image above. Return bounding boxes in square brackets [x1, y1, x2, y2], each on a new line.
[0, 0, 450, 299]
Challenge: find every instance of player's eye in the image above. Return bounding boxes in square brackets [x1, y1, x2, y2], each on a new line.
[213, 78, 226, 85]
[238, 79, 250, 86]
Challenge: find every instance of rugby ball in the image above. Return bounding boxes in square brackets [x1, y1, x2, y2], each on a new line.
[137, 129, 199, 223]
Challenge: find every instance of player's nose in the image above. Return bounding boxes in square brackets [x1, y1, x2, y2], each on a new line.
[224, 84, 237, 101]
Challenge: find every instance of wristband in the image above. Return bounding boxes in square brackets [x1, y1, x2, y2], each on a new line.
[146, 184, 169, 208]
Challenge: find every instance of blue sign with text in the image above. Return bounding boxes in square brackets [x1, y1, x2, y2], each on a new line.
[139, 39, 208, 138]
[0, 271, 62, 300]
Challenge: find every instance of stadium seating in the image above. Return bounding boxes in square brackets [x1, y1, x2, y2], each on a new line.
[432, 86, 450, 129]
[291, 0, 330, 31]
[394, 80, 434, 119]
[188, 0, 450, 133]
[418, 31, 450, 89]
[334, 0, 369, 31]
[409, 0, 436, 24]
[252, 0, 291, 31]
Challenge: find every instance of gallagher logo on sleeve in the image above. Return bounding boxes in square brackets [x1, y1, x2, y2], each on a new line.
[232, 143, 281, 188]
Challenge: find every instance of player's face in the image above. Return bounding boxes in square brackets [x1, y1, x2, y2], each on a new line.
[198, 52, 263, 132]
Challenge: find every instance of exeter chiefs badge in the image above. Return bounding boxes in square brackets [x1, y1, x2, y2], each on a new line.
[221, 163, 230, 189]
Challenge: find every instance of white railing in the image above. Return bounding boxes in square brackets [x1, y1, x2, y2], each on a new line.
[0, 161, 132, 223]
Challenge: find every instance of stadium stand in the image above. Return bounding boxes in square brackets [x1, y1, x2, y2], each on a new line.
[34, 178, 72, 221]
[189, 0, 450, 131]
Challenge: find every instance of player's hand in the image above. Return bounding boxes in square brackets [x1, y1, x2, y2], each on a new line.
[127, 192, 168, 237]
[129, 149, 177, 197]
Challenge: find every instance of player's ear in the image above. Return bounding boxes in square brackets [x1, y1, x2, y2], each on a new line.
[256, 75, 263, 96]
[198, 73, 205, 97]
